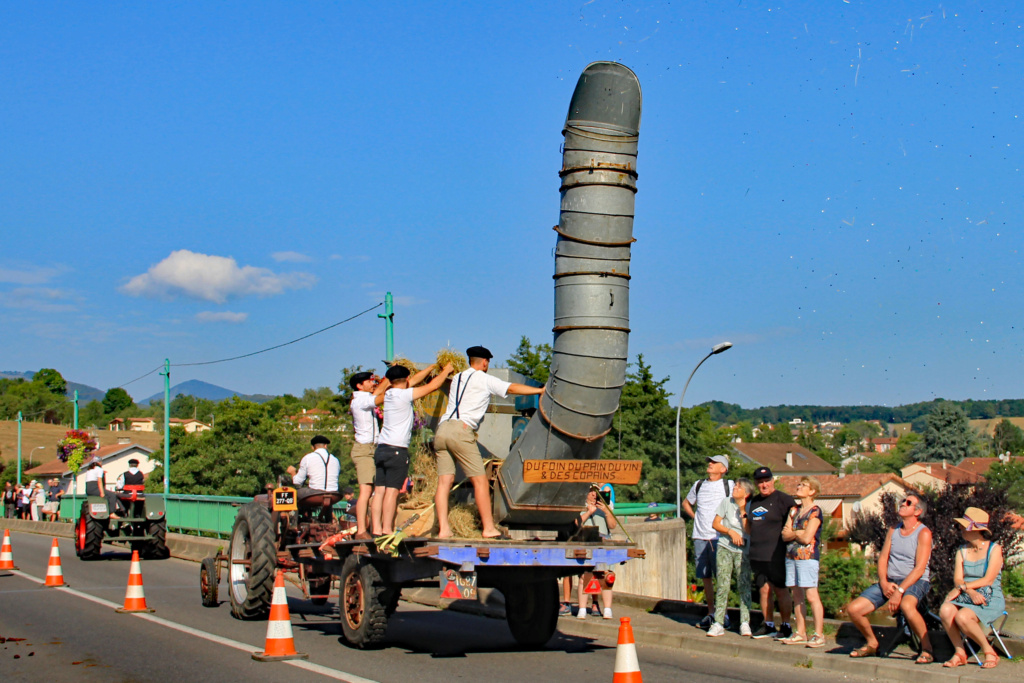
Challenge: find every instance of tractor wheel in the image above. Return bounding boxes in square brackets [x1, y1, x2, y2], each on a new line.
[75, 502, 104, 561]
[504, 580, 559, 648]
[145, 518, 170, 559]
[228, 502, 277, 620]
[339, 554, 389, 648]
[200, 557, 219, 607]
[308, 573, 332, 606]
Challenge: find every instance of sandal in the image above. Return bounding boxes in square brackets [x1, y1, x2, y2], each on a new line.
[981, 652, 999, 669]
[915, 650, 934, 664]
[850, 645, 877, 658]
[942, 650, 968, 668]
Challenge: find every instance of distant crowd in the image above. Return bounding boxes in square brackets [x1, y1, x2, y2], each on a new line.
[3, 479, 64, 521]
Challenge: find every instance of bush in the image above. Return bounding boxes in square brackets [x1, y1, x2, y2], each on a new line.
[1003, 566, 1024, 599]
[818, 550, 872, 618]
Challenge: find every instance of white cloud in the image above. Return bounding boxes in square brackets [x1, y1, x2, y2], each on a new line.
[0, 287, 79, 312]
[0, 266, 61, 285]
[196, 311, 249, 323]
[121, 250, 315, 303]
[271, 251, 313, 263]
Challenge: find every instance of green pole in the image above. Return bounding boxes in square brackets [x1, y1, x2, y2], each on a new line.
[16, 411, 22, 485]
[161, 358, 171, 495]
[378, 291, 394, 362]
[73, 389, 79, 429]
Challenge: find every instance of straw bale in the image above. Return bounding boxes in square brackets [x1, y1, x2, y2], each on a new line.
[434, 347, 468, 375]
[448, 504, 482, 539]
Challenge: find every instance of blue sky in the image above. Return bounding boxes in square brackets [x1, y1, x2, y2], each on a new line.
[2, 1, 1021, 409]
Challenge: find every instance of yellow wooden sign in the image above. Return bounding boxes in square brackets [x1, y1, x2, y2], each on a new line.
[272, 486, 298, 512]
[522, 460, 643, 484]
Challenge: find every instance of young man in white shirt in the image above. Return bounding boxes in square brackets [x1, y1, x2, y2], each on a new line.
[683, 454, 735, 629]
[372, 362, 454, 536]
[348, 371, 389, 540]
[289, 435, 342, 492]
[433, 346, 545, 539]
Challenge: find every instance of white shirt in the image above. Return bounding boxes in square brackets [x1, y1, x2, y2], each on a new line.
[293, 448, 341, 491]
[379, 387, 415, 448]
[350, 391, 379, 444]
[85, 467, 103, 483]
[438, 369, 511, 431]
[685, 478, 735, 541]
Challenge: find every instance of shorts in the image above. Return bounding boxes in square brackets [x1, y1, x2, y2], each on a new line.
[751, 557, 787, 590]
[374, 444, 410, 490]
[433, 420, 485, 478]
[350, 442, 377, 486]
[785, 558, 820, 588]
[43, 502, 59, 514]
[859, 578, 930, 609]
[693, 538, 717, 579]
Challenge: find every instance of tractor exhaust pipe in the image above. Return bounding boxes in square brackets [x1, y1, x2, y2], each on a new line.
[495, 62, 641, 528]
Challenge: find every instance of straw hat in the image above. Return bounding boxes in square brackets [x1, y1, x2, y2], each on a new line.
[954, 507, 992, 536]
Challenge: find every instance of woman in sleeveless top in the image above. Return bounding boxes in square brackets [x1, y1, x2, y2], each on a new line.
[939, 507, 1005, 669]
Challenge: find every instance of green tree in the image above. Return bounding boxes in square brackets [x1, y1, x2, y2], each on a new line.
[909, 402, 977, 463]
[721, 421, 754, 443]
[169, 393, 216, 421]
[506, 336, 552, 384]
[986, 458, 1024, 511]
[102, 387, 134, 415]
[992, 419, 1024, 456]
[752, 423, 794, 443]
[34, 368, 67, 396]
[79, 399, 106, 428]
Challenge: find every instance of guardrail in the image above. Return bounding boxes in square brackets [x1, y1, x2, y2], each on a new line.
[58, 494, 677, 539]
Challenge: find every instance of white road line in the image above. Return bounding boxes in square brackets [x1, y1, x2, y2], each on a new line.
[9, 569, 378, 683]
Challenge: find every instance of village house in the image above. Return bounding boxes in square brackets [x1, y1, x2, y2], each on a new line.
[25, 441, 157, 496]
[955, 453, 1021, 478]
[169, 418, 212, 433]
[730, 442, 837, 477]
[900, 460, 984, 490]
[869, 437, 898, 453]
[775, 472, 912, 541]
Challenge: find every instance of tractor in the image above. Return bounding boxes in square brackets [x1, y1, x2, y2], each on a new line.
[75, 484, 169, 560]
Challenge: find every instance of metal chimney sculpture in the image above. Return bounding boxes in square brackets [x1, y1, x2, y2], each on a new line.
[496, 62, 642, 528]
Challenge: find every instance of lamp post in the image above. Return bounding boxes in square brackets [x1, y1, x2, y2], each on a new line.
[30, 445, 46, 467]
[675, 342, 733, 518]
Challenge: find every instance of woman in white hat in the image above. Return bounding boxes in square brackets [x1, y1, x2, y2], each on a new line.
[938, 507, 1005, 669]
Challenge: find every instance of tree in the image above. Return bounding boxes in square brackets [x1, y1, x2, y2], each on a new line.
[752, 423, 794, 443]
[992, 419, 1024, 456]
[909, 402, 978, 463]
[986, 459, 1024, 511]
[169, 393, 216, 421]
[102, 387, 134, 415]
[79, 399, 106, 427]
[34, 368, 67, 396]
[506, 336, 552, 384]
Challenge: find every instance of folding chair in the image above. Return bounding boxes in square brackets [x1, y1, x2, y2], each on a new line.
[879, 594, 942, 658]
[963, 611, 1014, 665]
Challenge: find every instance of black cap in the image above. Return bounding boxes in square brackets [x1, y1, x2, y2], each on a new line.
[128, 459, 139, 466]
[311, 435, 331, 447]
[342, 486, 354, 496]
[753, 466, 773, 480]
[385, 365, 410, 381]
[349, 371, 373, 390]
[466, 345, 492, 360]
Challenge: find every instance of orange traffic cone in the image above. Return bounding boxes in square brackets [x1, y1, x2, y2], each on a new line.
[116, 550, 155, 613]
[0, 529, 18, 570]
[252, 570, 308, 662]
[44, 538, 67, 587]
[613, 617, 643, 682]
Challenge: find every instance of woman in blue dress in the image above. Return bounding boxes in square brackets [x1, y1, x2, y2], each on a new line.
[939, 507, 1005, 669]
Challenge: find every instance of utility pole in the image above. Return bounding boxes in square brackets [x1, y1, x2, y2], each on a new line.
[160, 359, 171, 495]
[378, 291, 394, 362]
[16, 411, 22, 485]
[73, 390, 79, 429]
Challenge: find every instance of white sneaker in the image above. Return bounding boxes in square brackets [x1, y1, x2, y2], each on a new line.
[707, 623, 726, 637]
[740, 622, 752, 637]
[577, 608, 587, 619]
[603, 607, 613, 619]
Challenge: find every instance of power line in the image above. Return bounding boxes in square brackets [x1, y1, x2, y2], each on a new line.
[174, 302, 384, 368]
[115, 365, 164, 390]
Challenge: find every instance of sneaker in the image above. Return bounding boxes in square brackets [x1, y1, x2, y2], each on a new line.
[740, 622, 752, 637]
[590, 603, 602, 617]
[698, 615, 713, 630]
[558, 602, 571, 617]
[751, 623, 777, 639]
[603, 607, 613, 620]
[806, 634, 826, 649]
[707, 623, 726, 637]
[577, 608, 587, 619]
[780, 633, 807, 645]
[774, 623, 793, 640]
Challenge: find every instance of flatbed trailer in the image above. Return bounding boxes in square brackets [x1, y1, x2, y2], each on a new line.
[287, 536, 644, 648]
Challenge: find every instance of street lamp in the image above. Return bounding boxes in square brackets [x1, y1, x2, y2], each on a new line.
[675, 342, 733, 518]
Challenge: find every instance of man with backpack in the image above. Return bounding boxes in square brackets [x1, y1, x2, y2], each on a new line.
[683, 454, 734, 629]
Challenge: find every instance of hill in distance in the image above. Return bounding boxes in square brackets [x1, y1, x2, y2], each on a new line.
[1, 370, 105, 404]
[139, 379, 272, 406]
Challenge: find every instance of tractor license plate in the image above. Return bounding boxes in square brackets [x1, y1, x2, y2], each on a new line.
[90, 504, 107, 515]
[439, 568, 477, 600]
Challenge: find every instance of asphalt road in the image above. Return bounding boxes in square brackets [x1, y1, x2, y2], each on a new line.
[1, 531, 876, 682]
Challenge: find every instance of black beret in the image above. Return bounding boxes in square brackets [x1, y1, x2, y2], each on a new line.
[349, 371, 373, 390]
[466, 345, 493, 360]
[385, 365, 410, 381]
[310, 435, 331, 447]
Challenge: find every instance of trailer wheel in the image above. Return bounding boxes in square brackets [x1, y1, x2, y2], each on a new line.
[200, 557, 219, 607]
[76, 502, 104, 561]
[339, 554, 388, 648]
[145, 518, 170, 559]
[504, 580, 559, 648]
[228, 502, 277, 620]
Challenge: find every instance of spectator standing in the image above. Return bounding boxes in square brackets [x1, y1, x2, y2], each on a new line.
[3, 482, 15, 518]
[747, 467, 795, 639]
[682, 455, 734, 629]
[18, 483, 32, 519]
[707, 478, 754, 637]
[45, 479, 63, 521]
[576, 487, 618, 620]
[939, 507, 1005, 669]
[780, 477, 826, 648]
[846, 491, 933, 662]
[31, 482, 46, 521]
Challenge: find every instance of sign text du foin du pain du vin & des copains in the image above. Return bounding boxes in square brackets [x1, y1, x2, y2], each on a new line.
[521, 460, 643, 485]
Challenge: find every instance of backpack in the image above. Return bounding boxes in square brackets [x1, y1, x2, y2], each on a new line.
[695, 478, 731, 498]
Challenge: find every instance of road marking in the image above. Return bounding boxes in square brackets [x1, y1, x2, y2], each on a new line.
[10, 569, 378, 683]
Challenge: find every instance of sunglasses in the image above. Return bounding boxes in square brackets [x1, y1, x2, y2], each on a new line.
[900, 499, 917, 508]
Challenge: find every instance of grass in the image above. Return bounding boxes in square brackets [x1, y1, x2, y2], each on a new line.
[0, 420, 164, 468]
[793, 658, 813, 669]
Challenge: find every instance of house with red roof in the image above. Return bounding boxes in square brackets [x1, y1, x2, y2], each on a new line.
[901, 460, 984, 490]
[26, 442, 156, 494]
[730, 443, 837, 477]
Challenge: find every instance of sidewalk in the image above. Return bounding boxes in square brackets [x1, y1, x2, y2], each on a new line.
[405, 587, 1021, 683]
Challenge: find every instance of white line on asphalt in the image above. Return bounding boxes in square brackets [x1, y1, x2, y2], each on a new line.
[10, 569, 379, 683]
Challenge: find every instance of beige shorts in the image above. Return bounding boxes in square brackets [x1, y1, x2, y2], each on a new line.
[433, 420, 485, 478]
[350, 442, 377, 486]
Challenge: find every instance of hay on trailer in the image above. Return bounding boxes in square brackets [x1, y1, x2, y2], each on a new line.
[433, 347, 468, 376]
[448, 503, 482, 539]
